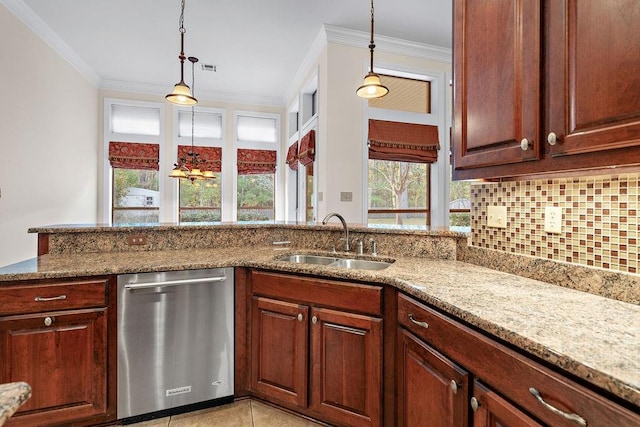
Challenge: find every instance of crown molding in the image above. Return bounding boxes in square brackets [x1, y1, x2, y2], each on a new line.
[100, 79, 285, 108]
[324, 24, 452, 64]
[1, 0, 101, 86]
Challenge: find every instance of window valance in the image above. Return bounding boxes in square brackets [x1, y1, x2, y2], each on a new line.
[237, 149, 277, 175]
[298, 130, 315, 166]
[286, 141, 299, 171]
[177, 145, 222, 172]
[108, 141, 159, 170]
[368, 120, 440, 164]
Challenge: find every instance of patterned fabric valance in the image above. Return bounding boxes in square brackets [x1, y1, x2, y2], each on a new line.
[178, 145, 222, 172]
[368, 120, 440, 164]
[237, 149, 277, 175]
[108, 141, 160, 170]
[298, 130, 315, 166]
[286, 141, 298, 171]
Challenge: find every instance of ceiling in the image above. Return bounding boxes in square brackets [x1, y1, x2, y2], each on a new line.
[16, 0, 452, 105]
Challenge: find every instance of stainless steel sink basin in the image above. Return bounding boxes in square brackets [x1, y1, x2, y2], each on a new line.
[329, 258, 392, 270]
[274, 254, 393, 270]
[275, 254, 338, 265]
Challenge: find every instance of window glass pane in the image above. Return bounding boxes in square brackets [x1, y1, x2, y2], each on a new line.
[111, 105, 160, 135]
[112, 168, 159, 224]
[449, 168, 472, 231]
[179, 175, 222, 222]
[306, 163, 314, 222]
[237, 115, 277, 143]
[237, 174, 275, 221]
[178, 111, 223, 139]
[368, 159, 429, 226]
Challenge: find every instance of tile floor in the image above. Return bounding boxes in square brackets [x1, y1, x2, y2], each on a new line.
[124, 399, 325, 427]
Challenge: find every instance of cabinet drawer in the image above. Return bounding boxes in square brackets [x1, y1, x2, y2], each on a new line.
[0, 278, 108, 315]
[398, 293, 640, 427]
[252, 270, 382, 316]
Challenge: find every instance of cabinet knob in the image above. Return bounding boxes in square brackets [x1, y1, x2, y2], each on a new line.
[297, 313, 303, 322]
[470, 397, 480, 412]
[450, 380, 460, 394]
[547, 132, 558, 146]
[520, 138, 530, 151]
[312, 316, 318, 325]
[44, 316, 53, 327]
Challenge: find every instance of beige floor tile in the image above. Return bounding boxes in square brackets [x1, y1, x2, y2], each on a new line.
[128, 416, 170, 427]
[169, 400, 253, 427]
[250, 401, 323, 427]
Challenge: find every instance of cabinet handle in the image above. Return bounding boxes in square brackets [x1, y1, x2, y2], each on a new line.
[312, 316, 318, 325]
[34, 295, 67, 302]
[547, 132, 558, 146]
[450, 380, 460, 394]
[297, 313, 303, 322]
[520, 138, 530, 151]
[408, 314, 429, 329]
[470, 397, 480, 412]
[529, 387, 587, 427]
[44, 317, 53, 327]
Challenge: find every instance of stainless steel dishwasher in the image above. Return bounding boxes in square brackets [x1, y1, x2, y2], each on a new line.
[117, 268, 234, 422]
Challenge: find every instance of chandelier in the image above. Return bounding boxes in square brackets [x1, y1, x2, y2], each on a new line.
[356, 0, 389, 99]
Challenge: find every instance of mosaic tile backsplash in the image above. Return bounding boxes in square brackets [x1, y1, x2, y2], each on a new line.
[471, 173, 640, 274]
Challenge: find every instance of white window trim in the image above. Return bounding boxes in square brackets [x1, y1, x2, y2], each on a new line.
[102, 98, 165, 224]
[232, 110, 282, 221]
[172, 106, 226, 222]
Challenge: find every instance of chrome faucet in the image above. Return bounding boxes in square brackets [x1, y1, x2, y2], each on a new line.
[322, 212, 350, 252]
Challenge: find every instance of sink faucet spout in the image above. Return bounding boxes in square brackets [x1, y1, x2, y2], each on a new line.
[322, 212, 350, 252]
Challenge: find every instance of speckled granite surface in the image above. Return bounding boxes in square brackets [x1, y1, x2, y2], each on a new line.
[0, 245, 639, 409]
[0, 382, 31, 425]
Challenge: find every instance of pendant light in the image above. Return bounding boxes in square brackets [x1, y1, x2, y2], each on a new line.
[356, 0, 389, 99]
[169, 57, 216, 184]
[165, 0, 198, 106]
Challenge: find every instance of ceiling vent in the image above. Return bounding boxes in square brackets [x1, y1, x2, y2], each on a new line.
[201, 64, 217, 72]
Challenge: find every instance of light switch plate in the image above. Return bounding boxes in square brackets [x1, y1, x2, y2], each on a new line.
[340, 192, 353, 202]
[487, 206, 507, 228]
[544, 206, 563, 234]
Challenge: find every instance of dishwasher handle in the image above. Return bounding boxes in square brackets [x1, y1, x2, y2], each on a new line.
[124, 275, 228, 290]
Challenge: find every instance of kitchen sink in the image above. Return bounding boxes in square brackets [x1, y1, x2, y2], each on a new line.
[328, 258, 392, 270]
[274, 254, 393, 270]
[276, 254, 338, 265]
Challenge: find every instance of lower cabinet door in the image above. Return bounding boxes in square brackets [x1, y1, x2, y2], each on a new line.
[471, 381, 542, 427]
[310, 307, 382, 427]
[0, 308, 108, 426]
[251, 296, 309, 408]
[397, 328, 469, 427]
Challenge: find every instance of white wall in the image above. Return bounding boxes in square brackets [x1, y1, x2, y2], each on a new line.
[0, 4, 98, 267]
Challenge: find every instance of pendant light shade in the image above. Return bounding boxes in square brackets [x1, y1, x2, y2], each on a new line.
[165, 0, 198, 106]
[357, 72, 389, 99]
[357, 0, 388, 99]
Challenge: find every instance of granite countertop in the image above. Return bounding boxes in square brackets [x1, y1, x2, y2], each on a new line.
[0, 247, 638, 409]
[0, 382, 31, 425]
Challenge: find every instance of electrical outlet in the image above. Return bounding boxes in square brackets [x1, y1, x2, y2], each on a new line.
[487, 205, 507, 228]
[127, 234, 148, 245]
[544, 206, 563, 234]
[340, 192, 353, 202]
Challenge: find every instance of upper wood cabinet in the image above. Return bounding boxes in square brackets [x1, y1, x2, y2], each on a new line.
[453, 0, 640, 180]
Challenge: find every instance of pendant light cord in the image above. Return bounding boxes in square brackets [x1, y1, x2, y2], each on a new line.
[369, 0, 375, 72]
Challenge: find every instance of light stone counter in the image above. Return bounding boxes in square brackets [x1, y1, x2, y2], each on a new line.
[0, 246, 638, 411]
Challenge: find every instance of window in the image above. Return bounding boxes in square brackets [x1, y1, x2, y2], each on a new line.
[111, 104, 160, 135]
[109, 141, 160, 224]
[368, 160, 430, 226]
[176, 108, 224, 223]
[235, 112, 279, 222]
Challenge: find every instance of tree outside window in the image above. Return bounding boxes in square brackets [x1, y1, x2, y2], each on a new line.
[112, 169, 159, 224]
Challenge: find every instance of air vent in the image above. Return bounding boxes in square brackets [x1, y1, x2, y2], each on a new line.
[201, 64, 216, 72]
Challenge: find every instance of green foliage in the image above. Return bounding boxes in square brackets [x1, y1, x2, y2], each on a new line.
[113, 169, 159, 207]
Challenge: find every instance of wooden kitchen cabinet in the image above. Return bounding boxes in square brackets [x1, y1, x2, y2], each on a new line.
[397, 328, 469, 427]
[249, 270, 383, 427]
[453, 0, 640, 180]
[397, 292, 640, 427]
[0, 277, 116, 427]
[471, 381, 543, 427]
